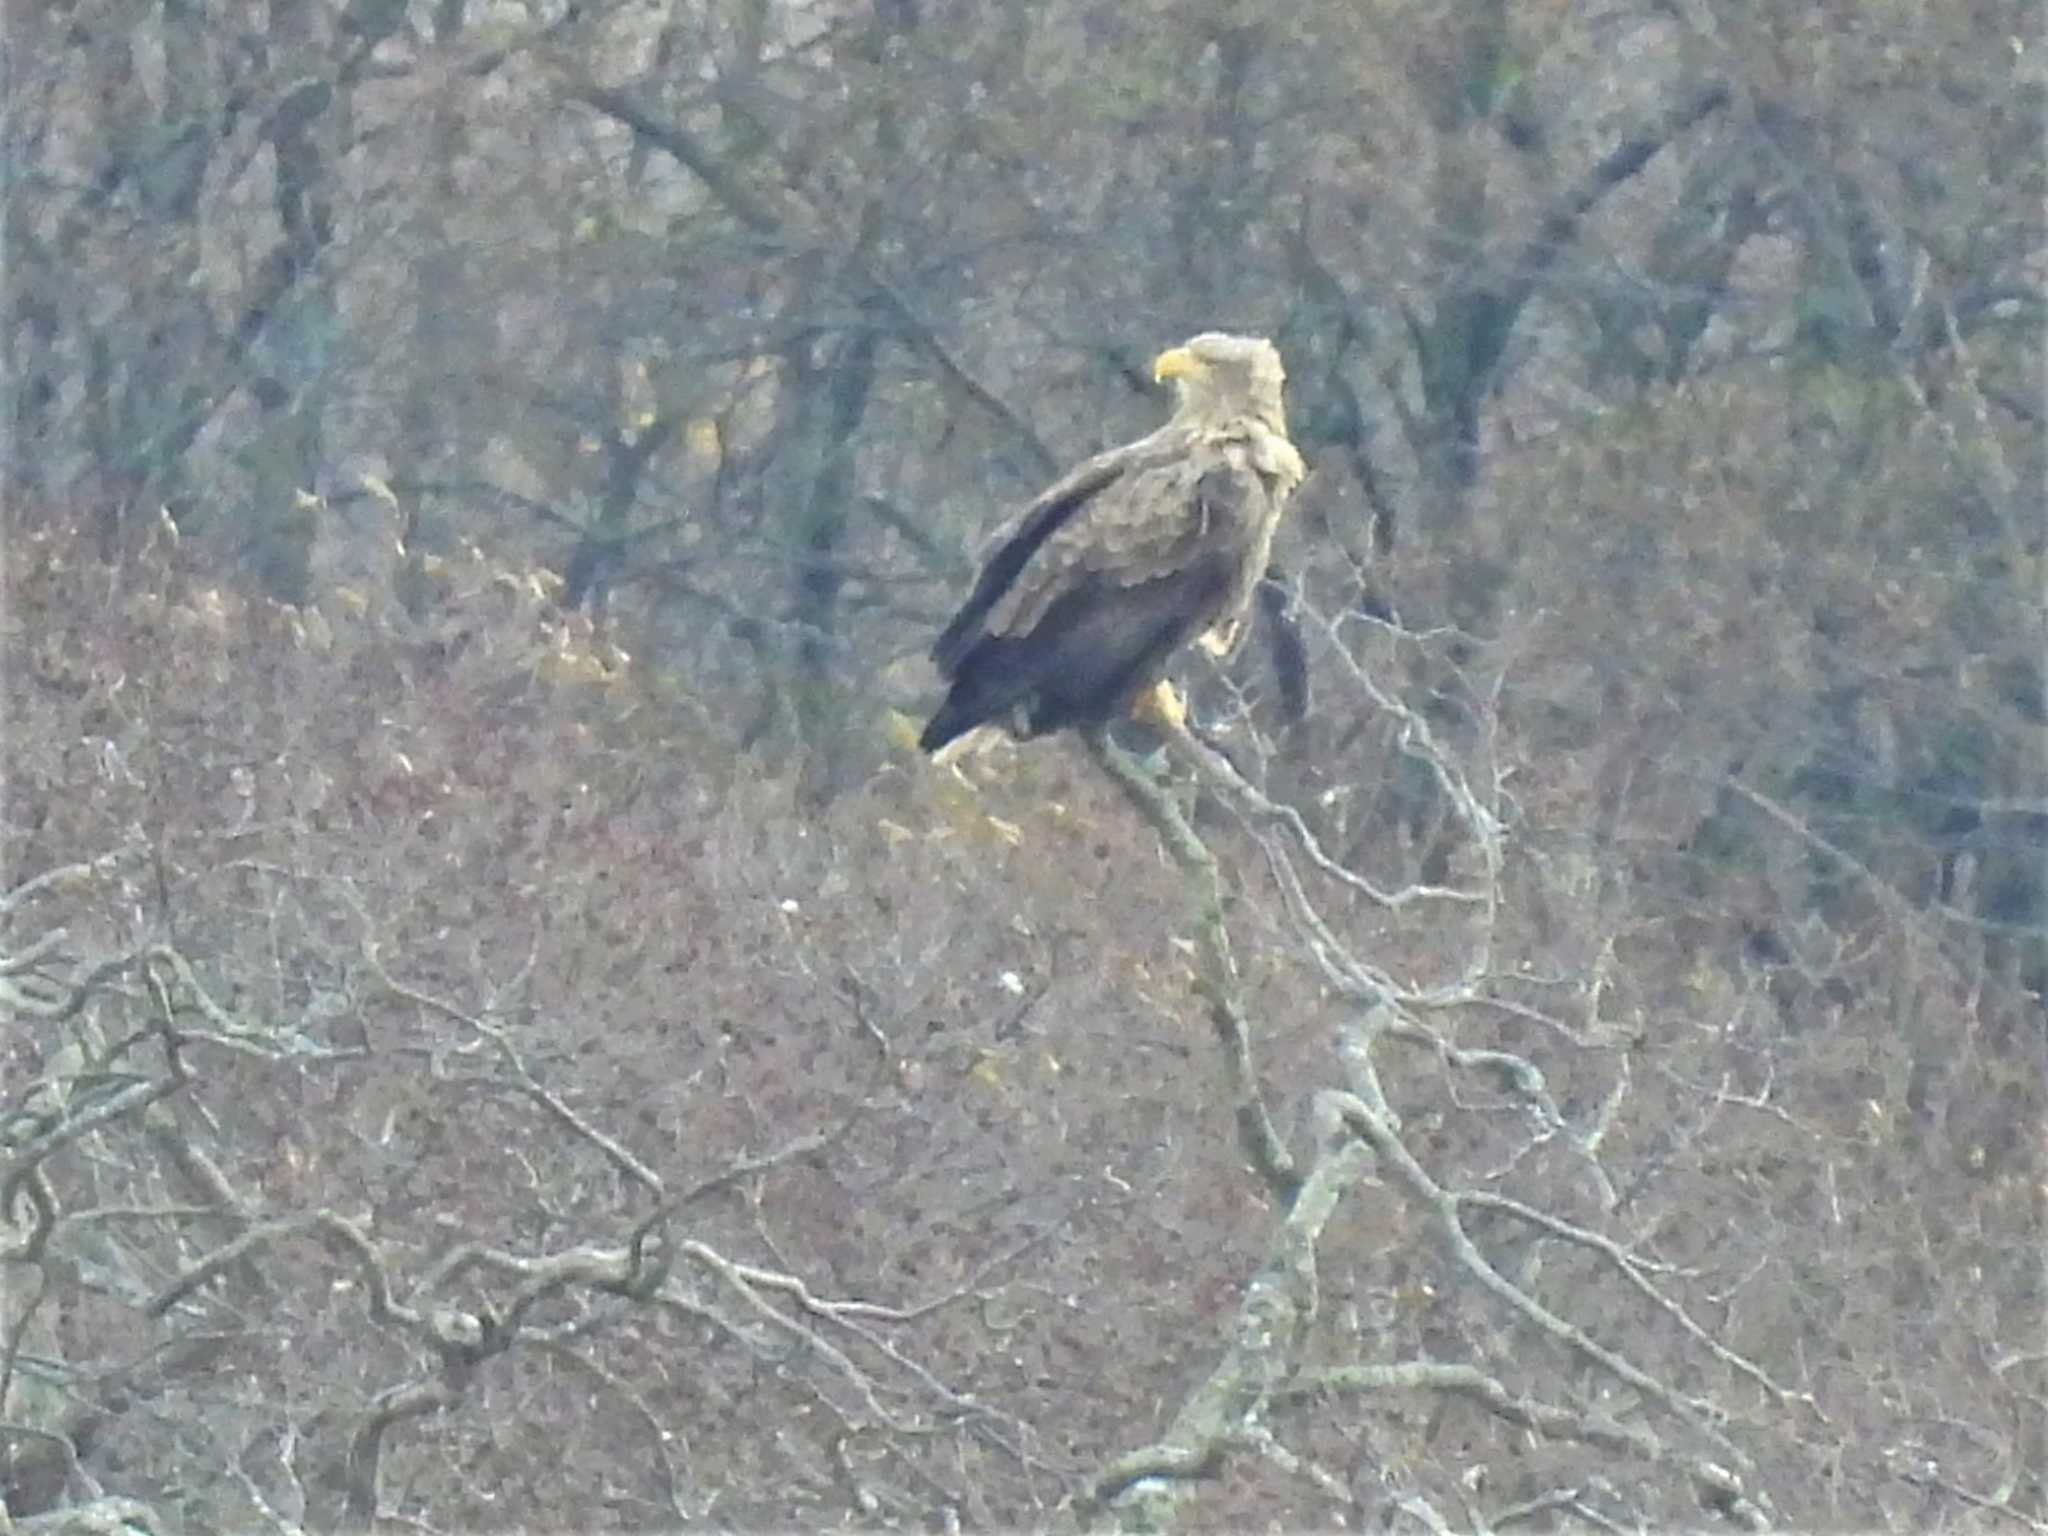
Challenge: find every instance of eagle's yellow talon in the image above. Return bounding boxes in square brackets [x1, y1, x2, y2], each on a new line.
[1131, 679, 1187, 732]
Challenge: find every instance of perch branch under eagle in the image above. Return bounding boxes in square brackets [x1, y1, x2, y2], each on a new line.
[919, 333, 1305, 754]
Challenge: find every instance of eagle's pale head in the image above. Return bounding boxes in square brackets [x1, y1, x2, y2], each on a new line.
[1151, 332, 1288, 434]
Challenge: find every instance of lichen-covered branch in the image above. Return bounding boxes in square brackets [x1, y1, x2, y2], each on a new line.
[1276, 1357, 1768, 1529]
[1087, 728, 1300, 1201]
[1082, 1129, 1374, 1529]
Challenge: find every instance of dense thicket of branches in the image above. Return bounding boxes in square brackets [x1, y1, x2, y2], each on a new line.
[3, 0, 2041, 1531]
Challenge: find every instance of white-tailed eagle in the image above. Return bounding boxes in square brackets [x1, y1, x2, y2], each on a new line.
[920, 333, 1305, 753]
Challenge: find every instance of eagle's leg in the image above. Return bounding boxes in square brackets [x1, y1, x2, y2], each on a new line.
[1195, 618, 1241, 659]
[1129, 678, 1187, 732]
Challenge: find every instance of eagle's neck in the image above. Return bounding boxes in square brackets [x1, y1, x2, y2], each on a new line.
[1170, 399, 1288, 440]
[1164, 403, 1302, 493]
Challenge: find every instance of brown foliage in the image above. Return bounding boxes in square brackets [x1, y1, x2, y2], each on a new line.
[5, 433, 2041, 1531]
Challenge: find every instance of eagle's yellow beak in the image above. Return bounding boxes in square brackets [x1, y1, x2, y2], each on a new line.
[1151, 345, 1201, 383]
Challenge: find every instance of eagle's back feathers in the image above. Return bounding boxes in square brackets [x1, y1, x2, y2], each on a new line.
[929, 449, 1133, 678]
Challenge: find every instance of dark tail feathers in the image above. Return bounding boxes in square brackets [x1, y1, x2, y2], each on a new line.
[919, 660, 1037, 753]
[918, 694, 980, 753]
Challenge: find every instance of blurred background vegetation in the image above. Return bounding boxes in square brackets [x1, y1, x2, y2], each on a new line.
[8, 0, 2040, 876]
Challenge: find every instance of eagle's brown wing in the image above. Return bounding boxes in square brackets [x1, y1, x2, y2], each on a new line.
[980, 442, 1248, 642]
[932, 427, 1197, 677]
[919, 429, 1277, 752]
